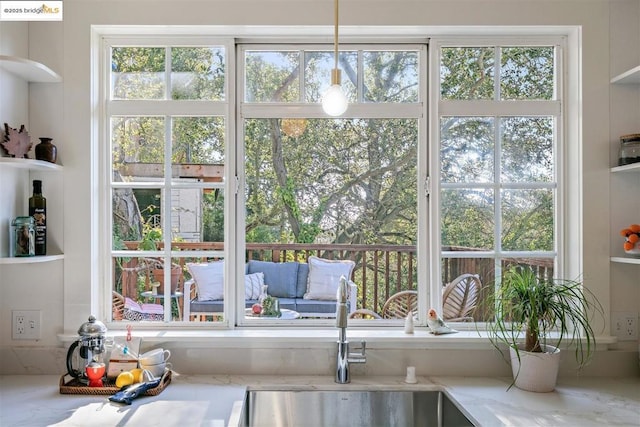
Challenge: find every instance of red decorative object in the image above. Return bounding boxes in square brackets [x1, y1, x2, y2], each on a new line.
[85, 362, 106, 387]
[2, 123, 32, 158]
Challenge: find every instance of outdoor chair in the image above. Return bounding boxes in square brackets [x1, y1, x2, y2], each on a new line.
[348, 273, 481, 322]
[112, 290, 166, 321]
[442, 273, 481, 322]
[381, 290, 418, 319]
[112, 291, 125, 321]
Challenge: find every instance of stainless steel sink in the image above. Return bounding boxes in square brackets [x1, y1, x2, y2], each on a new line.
[242, 389, 475, 427]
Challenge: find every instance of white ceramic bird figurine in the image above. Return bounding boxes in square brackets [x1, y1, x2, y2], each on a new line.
[427, 309, 458, 335]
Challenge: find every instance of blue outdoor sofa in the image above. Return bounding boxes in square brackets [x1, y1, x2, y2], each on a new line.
[183, 259, 358, 320]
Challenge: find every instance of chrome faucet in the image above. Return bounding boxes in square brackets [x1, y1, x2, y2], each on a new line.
[336, 276, 366, 384]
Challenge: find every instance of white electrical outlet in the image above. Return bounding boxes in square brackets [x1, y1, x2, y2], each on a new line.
[12, 310, 42, 340]
[612, 311, 638, 341]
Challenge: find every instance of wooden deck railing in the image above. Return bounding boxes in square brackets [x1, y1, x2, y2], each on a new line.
[115, 242, 554, 320]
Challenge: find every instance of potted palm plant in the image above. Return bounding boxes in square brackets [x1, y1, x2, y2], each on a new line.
[486, 266, 603, 392]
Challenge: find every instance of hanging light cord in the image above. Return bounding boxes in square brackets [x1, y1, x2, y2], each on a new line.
[322, 0, 348, 116]
[332, 0, 340, 85]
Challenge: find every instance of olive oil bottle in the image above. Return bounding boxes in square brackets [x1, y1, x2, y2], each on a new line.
[29, 180, 47, 255]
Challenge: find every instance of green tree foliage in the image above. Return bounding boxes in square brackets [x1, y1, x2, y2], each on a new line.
[111, 44, 555, 258]
[244, 49, 419, 247]
[111, 47, 226, 244]
[440, 47, 555, 253]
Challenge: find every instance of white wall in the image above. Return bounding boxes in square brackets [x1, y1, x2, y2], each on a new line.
[0, 0, 638, 376]
[609, 0, 640, 357]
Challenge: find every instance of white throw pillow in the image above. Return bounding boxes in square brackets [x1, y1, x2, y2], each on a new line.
[187, 261, 224, 301]
[304, 256, 355, 301]
[245, 272, 264, 300]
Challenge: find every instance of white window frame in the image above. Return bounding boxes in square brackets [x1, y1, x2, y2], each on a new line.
[99, 35, 236, 328]
[237, 42, 428, 326]
[94, 29, 576, 335]
[428, 36, 568, 317]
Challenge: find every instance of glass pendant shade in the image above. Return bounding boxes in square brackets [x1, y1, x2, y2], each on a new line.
[322, 84, 348, 116]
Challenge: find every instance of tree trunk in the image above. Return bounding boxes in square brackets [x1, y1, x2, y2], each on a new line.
[525, 326, 542, 353]
[269, 119, 301, 238]
[112, 170, 144, 240]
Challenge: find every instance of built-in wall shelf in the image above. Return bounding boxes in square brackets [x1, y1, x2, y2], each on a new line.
[0, 157, 63, 172]
[611, 65, 640, 85]
[0, 158, 63, 259]
[0, 254, 64, 264]
[610, 256, 640, 265]
[611, 163, 640, 173]
[0, 55, 61, 83]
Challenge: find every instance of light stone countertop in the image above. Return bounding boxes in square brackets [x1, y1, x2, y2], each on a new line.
[0, 374, 638, 426]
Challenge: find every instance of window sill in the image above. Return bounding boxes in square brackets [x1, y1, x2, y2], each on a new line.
[57, 328, 617, 350]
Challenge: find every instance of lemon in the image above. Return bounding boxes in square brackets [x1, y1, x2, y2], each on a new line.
[130, 368, 144, 383]
[115, 371, 135, 388]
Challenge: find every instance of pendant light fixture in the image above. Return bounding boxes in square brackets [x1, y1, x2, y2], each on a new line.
[321, 0, 348, 116]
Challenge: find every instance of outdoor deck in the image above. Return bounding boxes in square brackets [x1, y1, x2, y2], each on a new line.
[115, 242, 554, 321]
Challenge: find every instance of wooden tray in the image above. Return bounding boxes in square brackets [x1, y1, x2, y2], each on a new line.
[59, 370, 171, 395]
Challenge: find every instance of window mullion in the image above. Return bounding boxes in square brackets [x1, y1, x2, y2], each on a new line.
[494, 115, 503, 283]
[162, 115, 172, 320]
[357, 49, 364, 103]
[494, 46, 501, 101]
[299, 49, 305, 102]
[161, 46, 172, 320]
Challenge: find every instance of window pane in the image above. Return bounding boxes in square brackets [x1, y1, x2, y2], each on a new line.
[441, 117, 495, 183]
[501, 258, 555, 282]
[180, 253, 224, 322]
[500, 47, 554, 100]
[112, 116, 165, 180]
[111, 47, 165, 100]
[112, 185, 224, 252]
[501, 189, 554, 251]
[501, 117, 553, 182]
[245, 118, 418, 317]
[363, 51, 419, 102]
[172, 116, 225, 166]
[304, 51, 357, 103]
[440, 47, 494, 100]
[111, 255, 190, 322]
[245, 51, 300, 102]
[171, 47, 226, 100]
[441, 189, 495, 250]
[170, 187, 224, 244]
[112, 188, 163, 250]
[440, 257, 493, 322]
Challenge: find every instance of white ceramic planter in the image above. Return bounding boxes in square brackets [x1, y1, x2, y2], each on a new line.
[509, 344, 561, 392]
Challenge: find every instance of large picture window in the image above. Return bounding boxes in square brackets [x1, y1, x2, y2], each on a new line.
[100, 34, 564, 329]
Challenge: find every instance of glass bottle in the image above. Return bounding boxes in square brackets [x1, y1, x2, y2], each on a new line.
[28, 180, 47, 255]
[258, 285, 269, 305]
